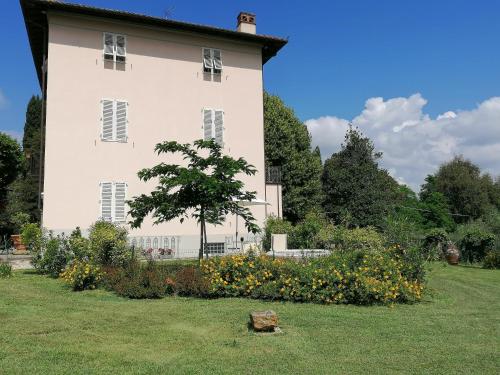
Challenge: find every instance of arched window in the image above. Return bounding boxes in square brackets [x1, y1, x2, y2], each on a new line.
[171, 237, 176, 250]
[153, 237, 158, 249]
[146, 238, 151, 249]
[164, 237, 169, 249]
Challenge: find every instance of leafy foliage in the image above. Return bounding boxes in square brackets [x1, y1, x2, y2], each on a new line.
[263, 211, 333, 250]
[322, 127, 399, 228]
[88, 220, 130, 267]
[457, 224, 495, 263]
[200, 252, 424, 305]
[0, 133, 23, 234]
[426, 156, 495, 223]
[60, 260, 103, 291]
[0, 262, 12, 278]
[128, 139, 259, 260]
[264, 93, 323, 223]
[422, 228, 449, 261]
[104, 259, 173, 299]
[483, 250, 500, 269]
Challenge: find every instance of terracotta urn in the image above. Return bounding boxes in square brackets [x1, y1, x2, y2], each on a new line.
[444, 242, 459, 265]
[10, 234, 27, 254]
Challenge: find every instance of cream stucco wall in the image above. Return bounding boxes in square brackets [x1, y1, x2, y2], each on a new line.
[43, 13, 268, 240]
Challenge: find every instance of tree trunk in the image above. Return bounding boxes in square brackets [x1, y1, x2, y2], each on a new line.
[198, 217, 204, 262]
[204, 219, 208, 260]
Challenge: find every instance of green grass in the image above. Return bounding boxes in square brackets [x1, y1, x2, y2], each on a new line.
[0, 265, 499, 374]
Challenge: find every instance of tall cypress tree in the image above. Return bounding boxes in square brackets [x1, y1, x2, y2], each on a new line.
[264, 92, 323, 223]
[6, 96, 42, 224]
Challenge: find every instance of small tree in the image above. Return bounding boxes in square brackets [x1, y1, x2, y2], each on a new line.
[128, 139, 260, 260]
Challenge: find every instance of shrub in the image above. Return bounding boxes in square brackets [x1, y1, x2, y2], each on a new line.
[175, 266, 209, 297]
[330, 226, 385, 253]
[40, 235, 72, 278]
[200, 251, 424, 305]
[21, 223, 45, 270]
[422, 228, 449, 261]
[68, 227, 92, 261]
[11, 212, 30, 233]
[383, 214, 423, 250]
[104, 260, 170, 299]
[60, 260, 103, 291]
[483, 250, 500, 269]
[89, 221, 131, 267]
[0, 262, 12, 278]
[457, 226, 495, 263]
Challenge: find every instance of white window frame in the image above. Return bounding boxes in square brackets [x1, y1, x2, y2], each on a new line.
[100, 98, 129, 143]
[99, 182, 128, 223]
[103, 32, 127, 64]
[202, 47, 222, 74]
[202, 108, 224, 146]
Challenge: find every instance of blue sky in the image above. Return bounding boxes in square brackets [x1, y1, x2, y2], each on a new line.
[1, 0, 499, 188]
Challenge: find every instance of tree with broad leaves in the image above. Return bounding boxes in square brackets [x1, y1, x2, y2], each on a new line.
[127, 139, 260, 260]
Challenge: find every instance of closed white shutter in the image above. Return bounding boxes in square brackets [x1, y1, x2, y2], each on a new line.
[213, 49, 222, 72]
[214, 110, 224, 145]
[103, 33, 114, 60]
[114, 182, 127, 222]
[101, 99, 114, 141]
[100, 182, 113, 221]
[203, 109, 213, 140]
[115, 35, 126, 63]
[115, 101, 128, 142]
[203, 48, 213, 71]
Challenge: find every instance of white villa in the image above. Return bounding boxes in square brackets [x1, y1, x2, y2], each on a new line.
[21, 0, 286, 256]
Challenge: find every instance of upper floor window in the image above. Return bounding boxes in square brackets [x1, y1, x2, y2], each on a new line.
[101, 99, 128, 142]
[203, 108, 224, 146]
[203, 48, 222, 74]
[103, 32, 126, 63]
[100, 182, 127, 223]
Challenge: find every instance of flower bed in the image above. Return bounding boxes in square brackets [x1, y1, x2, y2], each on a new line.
[200, 250, 424, 305]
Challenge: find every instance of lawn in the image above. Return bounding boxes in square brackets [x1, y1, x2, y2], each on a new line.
[0, 265, 499, 374]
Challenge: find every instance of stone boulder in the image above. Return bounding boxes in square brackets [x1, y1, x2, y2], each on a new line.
[250, 310, 278, 332]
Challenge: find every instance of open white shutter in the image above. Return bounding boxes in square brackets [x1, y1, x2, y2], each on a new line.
[203, 109, 213, 140]
[213, 49, 222, 72]
[214, 110, 224, 145]
[115, 101, 128, 142]
[103, 33, 114, 60]
[203, 48, 213, 70]
[100, 182, 113, 221]
[114, 182, 127, 222]
[101, 99, 114, 141]
[115, 35, 126, 63]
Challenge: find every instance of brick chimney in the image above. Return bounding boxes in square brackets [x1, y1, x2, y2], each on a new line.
[237, 12, 256, 34]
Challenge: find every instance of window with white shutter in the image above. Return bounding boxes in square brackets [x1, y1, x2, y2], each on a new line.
[100, 182, 113, 221]
[202, 48, 222, 74]
[103, 32, 126, 63]
[203, 108, 213, 141]
[100, 182, 127, 223]
[101, 100, 114, 141]
[214, 110, 224, 145]
[101, 99, 128, 142]
[203, 108, 224, 146]
[114, 183, 127, 223]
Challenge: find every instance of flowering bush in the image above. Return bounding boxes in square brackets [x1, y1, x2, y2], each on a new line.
[60, 260, 103, 291]
[200, 251, 424, 305]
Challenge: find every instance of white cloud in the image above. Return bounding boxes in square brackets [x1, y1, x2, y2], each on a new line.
[0, 88, 8, 109]
[305, 94, 500, 191]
